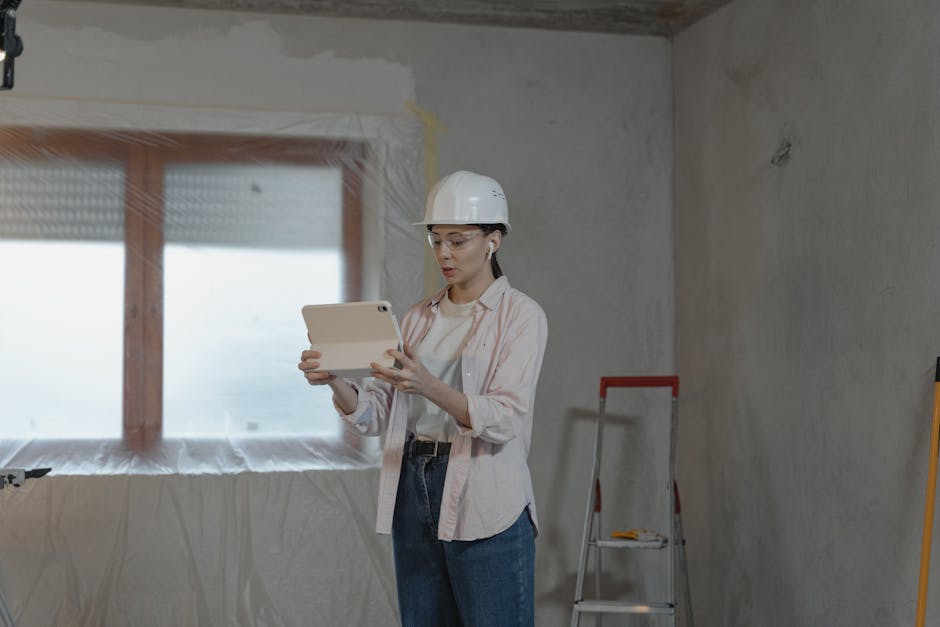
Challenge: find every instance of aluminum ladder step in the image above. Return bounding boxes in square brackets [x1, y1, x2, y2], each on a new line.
[594, 538, 668, 550]
[574, 600, 675, 615]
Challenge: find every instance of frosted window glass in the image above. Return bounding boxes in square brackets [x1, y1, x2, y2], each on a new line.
[0, 158, 125, 439]
[0, 161, 124, 241]
[162, 164, 345, 437]
[0, 241, 124, 438]
[164, 163, 342, 248]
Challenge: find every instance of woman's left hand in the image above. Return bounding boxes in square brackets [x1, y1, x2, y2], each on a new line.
[371, 343, 435, 396]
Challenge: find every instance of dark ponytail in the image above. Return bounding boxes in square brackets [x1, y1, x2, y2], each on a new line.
[476, 223, 507, 279]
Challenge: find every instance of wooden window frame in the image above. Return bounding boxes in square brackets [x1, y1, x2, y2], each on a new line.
[2, 128, 364, 450]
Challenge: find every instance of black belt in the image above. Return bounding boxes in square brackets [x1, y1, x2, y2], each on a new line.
[406, 438, 452, 457]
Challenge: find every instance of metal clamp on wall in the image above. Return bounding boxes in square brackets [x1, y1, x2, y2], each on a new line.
[0, 467, 50, 489]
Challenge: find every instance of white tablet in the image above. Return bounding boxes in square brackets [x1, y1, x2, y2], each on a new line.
[301, 301, 403, 378]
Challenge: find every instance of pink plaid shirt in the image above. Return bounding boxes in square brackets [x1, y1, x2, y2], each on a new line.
[338, 276, 548, 541]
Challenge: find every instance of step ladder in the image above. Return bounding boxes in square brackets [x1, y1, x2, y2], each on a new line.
[571, 376, 694, 627]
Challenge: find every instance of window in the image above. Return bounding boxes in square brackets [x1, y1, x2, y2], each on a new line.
[0, 129, 364, 448]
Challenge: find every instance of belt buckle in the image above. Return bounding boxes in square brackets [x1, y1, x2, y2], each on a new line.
[432, 441, 440, 456]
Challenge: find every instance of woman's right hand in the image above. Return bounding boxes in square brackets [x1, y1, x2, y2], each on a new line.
[298, 349, 336, 386]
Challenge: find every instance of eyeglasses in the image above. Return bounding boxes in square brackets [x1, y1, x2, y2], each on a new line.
[427, 230, 483, 252]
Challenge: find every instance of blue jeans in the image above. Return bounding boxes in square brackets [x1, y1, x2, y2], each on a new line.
[391, 441, 535, 627]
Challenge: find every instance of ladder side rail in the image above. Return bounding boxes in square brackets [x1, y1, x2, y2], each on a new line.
[667, 396, 679, 626]
[571, 395, 607, 627]
[675, 495, 696, 627]
[594, 511, 602, 617]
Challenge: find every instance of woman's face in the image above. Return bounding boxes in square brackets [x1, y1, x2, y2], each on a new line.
[428, 225, 499, 288]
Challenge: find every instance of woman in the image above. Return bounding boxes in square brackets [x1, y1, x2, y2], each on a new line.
[299, 170, 548, 627]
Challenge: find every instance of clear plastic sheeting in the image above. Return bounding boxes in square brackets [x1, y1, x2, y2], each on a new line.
[0, 437, 382, 475]
[0, 470, 398, 626]
[0, 101, 424, 625]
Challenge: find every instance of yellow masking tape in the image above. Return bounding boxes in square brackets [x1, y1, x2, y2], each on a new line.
[405, 101, 447, 297]
[406, 101, 446, 194]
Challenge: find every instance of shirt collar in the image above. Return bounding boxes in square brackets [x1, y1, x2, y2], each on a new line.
[427, 275, 510, 311]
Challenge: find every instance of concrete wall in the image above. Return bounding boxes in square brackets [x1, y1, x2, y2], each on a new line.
[675, 1, 940, 625]
[2, 3, 674, 625]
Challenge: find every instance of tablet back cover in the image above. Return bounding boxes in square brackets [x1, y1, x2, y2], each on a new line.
[302, 301, 402, 378]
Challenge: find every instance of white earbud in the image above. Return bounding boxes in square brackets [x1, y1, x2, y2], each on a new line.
[487, 242, 495, 259]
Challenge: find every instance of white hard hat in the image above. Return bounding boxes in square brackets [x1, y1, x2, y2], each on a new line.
[414, 170, 511, 231]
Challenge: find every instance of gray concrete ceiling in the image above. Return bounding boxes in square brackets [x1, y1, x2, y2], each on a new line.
[57, 0, 732, 37]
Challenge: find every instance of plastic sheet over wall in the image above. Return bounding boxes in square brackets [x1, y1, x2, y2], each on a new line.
[0, 102, 425, 625]
[0, 470, 398, 625]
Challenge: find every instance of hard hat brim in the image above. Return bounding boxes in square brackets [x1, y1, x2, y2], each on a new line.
[412, 219, 511, 232]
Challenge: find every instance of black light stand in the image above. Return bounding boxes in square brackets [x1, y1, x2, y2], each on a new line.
[1, 0, 24, 91]
[0, 467, 50, 627]
[0, 586, 11, 627]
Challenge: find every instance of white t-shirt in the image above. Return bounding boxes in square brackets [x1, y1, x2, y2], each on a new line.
[406, 292, 475, 442]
